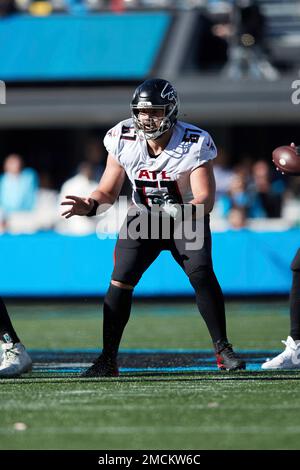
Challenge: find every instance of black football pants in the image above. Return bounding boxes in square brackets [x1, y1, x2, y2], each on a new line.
[290, 249, 300, 340]
[101, 211, 228, 359]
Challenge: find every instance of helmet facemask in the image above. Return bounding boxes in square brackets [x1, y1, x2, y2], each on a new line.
[131, 102, 177, 140]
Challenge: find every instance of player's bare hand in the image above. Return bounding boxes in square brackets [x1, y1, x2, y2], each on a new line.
[61, 195, 94, 218]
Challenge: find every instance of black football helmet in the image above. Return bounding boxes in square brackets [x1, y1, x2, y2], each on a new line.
[130, 78, 179, 140]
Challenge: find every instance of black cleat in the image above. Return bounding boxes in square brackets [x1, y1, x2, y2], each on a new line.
[214, 340, 246, 371]
[81, 354, 119, 378]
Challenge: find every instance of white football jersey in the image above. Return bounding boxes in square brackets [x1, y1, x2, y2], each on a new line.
[104, 118, 217, 208]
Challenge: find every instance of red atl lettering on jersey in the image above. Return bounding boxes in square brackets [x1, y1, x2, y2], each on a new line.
[161, 171, 171, 180]
[138, 170, 171, 180]
[138, 170, 151, 179]
[149, 171, 157, 180]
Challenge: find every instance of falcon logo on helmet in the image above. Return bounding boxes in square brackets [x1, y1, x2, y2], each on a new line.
[131, 78, 179, 141]
[160, 83, 176, 101]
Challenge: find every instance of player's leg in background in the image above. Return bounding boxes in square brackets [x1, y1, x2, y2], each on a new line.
[261, 249, 300, 370]
[289, 249, 300, 343]
[0, 297, 32, 378]
[0, 296, 20, 344]
[171, 214, 245, 370]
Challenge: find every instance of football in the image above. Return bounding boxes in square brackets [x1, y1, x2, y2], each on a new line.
[272, 145, 300, 175]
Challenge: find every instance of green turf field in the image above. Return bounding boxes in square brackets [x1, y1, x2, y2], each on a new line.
[1, 300, 300, 450]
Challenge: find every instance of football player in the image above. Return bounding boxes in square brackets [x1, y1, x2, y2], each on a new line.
[262, 142, 300, 369]
[0, 297, 32, 377]
[62, 78, 246, 376]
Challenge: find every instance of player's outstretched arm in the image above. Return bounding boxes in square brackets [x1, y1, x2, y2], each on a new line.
[61, 154, 125, 219]
[189, 160, 216, 214]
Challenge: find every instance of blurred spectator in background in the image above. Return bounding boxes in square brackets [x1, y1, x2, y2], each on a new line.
[0, 154, 38, 231]
[218, 171, 252, 217]
[59, 161, 97, 198]
[236, 0, 266, 49]
[213, 147, 234, 198]
[85, 0, 125, 13]
[56, 161, 98, 235]
[281, 176, 300, 225]
[0, 0, 17, 16]
[250, 160, 285, 218]
[228, 206, 248, 229]
[28, 0, 67, 16]
[218, 0, 279, 80]
[212, 0, 266, 49]
[218, 159, 286, 220]
[84, 137, 106, 182]
[3, 169, 59, 234]
[192, 11, 228, 71]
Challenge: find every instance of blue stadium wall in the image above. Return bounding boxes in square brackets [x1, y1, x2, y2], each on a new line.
[0, 13, 171, 81]
[0, 230, 297, 296]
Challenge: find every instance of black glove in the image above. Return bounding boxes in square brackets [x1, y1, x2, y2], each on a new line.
[86, 198, 99, 217]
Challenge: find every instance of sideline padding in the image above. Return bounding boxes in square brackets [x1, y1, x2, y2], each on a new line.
[0, 230, 299, 296]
